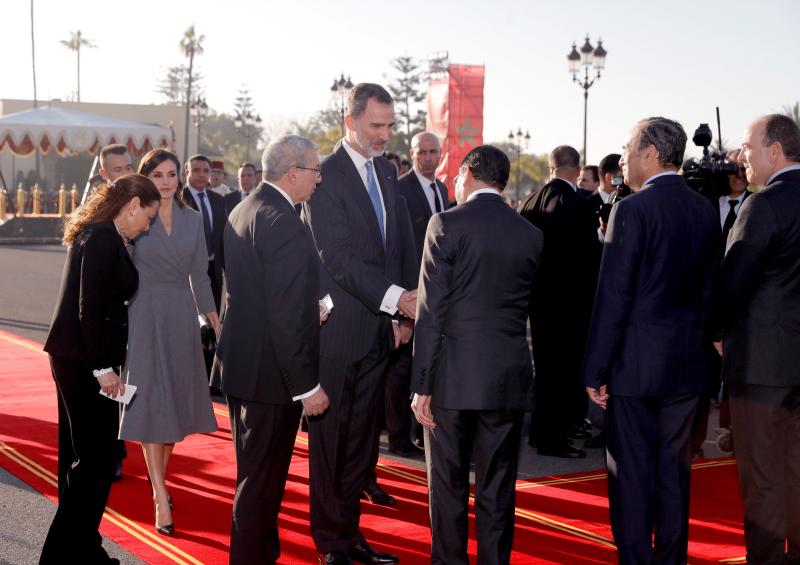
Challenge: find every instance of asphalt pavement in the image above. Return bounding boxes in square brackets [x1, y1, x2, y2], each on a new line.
[0, 244, 724, 564]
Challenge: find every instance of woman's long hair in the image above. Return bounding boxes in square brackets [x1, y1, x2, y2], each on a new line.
[62, 174, 160, 245]
[137, 148, 185, 207]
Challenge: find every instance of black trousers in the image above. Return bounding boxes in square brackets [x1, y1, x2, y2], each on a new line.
[531, 346, 587, 447]
[309, 334, 389, 552]
[227, 396, 302, 565]
[729, 383, 800, 565]
[426, 408, 524, 565]
[606, 394, 699, 565]
[384, 343, 415, 448]
[41, 355, 119, 564]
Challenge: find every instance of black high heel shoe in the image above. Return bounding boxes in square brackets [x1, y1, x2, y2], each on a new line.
[154, 502, 174, 536]
[147, 474, 174, 509]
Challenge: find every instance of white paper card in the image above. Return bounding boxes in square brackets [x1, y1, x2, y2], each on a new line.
[319, 294, 334, 318]
[99, 384, 137, 405]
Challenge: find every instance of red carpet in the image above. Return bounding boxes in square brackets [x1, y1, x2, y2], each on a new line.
[0, 329, 747, 564]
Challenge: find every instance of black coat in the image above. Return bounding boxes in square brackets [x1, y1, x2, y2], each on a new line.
[582, 174, 720, 396]
[182, 186, 225, 275]
[302, 142, 417, 363]
[223, 190, 247, 217]
[44, 222, 138, 370]
[214, 183, 320, 403]
[395, 170, 451, 264]
[411, 193, 543, 410]
[719, 168, 800, 387]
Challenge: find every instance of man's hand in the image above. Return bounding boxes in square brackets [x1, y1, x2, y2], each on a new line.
[599, 218, 608, 235]
[392, 320, 414, 349]
[713, 341, 723, 357]
[319, 304, 330, 326]
[411, 393, 435, 429]
[98, 371, 125, 399]
[586, 385, 609, 410]
[397, 289, 418, 319]
[206, 311, 221, 338]
[301, 387, 330, 417]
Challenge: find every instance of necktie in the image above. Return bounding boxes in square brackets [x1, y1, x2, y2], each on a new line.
[722, 199, 739, 242]
[430, 182, 442, 213]
[197, 192, 213, 256]
[364, 161, 385, 243]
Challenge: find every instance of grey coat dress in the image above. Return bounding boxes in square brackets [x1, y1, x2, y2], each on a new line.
[119, 204, 218, 443]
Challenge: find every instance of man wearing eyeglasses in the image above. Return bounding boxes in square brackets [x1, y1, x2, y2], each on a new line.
[303, 83, 417, 565]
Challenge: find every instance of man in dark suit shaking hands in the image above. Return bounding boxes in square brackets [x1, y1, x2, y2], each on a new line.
[411, 145, 543, 565]
[720, 114, 800, 565]
[582, 117, 720, 564]
[303, 83, 417, 565]
[215, 135, 330, 564]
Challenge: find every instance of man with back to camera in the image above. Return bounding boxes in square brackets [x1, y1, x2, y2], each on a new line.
[224, 162, 258, 216]
[719, 114, 800, 565]
[582, 117, 720, 564]
[215, 135, 330, 565]
[411, 145, 543, 565]
[519, 144, 598, 458]
[183, 155, 226, 312]
[302, 82, 417, 565]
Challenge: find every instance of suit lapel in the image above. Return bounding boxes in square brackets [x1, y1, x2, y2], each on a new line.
[436, 179, 450, 210]
[375, 157, 396, 246]
[409, 173, 433, 220]
[333, 142, 386, 248]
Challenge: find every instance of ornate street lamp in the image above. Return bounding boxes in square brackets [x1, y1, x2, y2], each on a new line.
[568, 35, 607, 165]
[507, 128, 531, 201]
[189, 96, 208, 153]
[330, 73, 353, 138]
[234, 111, 262, 163]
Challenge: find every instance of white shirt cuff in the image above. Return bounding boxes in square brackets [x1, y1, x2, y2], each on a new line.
[380, 284, 405, 315]
[293, 383, 320, 402]
[597, 226, 605, 244]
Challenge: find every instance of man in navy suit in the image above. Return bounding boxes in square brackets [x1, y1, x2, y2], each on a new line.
[582, 117, 720, 564]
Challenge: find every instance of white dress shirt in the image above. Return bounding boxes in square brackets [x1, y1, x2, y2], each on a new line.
[641, 171, 679, 188]
[467, 187, 501, 201]
[341, 140, 404, 316]
[766, 163, 800, 186]
[718, 193, 745, 229]
[598, 189, 614, 204]
[413, 168, 444, 214]
[263, 181, 320, 402]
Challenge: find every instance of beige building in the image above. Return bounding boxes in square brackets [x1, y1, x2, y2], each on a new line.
[0, 98, 196, 190]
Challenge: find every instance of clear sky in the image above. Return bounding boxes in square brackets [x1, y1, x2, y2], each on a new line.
[3, 0, 798, 162]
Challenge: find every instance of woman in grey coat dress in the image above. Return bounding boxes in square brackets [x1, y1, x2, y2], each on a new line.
[119, 149, 219, 535]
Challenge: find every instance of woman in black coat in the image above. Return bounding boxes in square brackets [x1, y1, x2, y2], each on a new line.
[40, 174, 160, 564]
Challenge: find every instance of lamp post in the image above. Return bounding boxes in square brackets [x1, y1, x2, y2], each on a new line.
[507, 128, 530, 201]
[567, 35, 607, 166]
[330, 73, 353, 138]
[189, 96, 208, 154]
[234, 111, 262, 163]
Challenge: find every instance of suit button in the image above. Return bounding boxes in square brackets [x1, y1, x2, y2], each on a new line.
[123, 300, 129, 306]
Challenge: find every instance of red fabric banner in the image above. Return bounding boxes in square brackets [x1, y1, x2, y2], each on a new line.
[426, 65, 485, 201]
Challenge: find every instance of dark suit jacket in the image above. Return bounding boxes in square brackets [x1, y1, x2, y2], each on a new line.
[395, 170, 451, 263]
[303, 141, 417, 362]
[214, 183, 320, 403]
[44, 222, 138, 370]
[182, 186, 226, 275]
[582, 174, 720, 397]
[719, 168, 800, 387]
[223, 190, 245, 217]
[411, 193, 544, 410]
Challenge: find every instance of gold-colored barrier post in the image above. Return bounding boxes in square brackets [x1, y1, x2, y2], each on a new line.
[32, 183, 42, 215]
[58, 183, 68, 216]
[16, 183, 27, 217]
[0, 187, 7, 221]
[70, 184, 79, 213]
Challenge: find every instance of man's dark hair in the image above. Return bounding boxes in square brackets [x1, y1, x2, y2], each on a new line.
[187, 154, 212, 168]
[347, 83, 393, 118]
[238, 162, 256, 173]
[582, 165, 600, 183]
[763, 114, 800, 161]
[99, 144, 129, 168]
[461, 145, 510, 190]
[550, 145, 580, 169]
[599, 153, 622, 177]
[637, 117, 687, 168]
[401, 159, 411, 168]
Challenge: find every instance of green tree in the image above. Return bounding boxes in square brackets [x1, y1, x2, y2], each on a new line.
[385, 56, 427, 157]
[495, 141, 550, 203]
[179, 25, 205, 163]
[156, 65, 204, 105]
[60, 30, 95, 102]
[291, 108, 342, 155]
[783, 101, 800, 127]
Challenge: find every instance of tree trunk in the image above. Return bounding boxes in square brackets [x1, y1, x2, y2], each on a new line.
[77, 46, 81, 102]
[183, 49, 194, 163]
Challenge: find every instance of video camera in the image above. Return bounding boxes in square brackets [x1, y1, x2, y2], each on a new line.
[597, 175, 632, 224]
[682, 108, 740, 199]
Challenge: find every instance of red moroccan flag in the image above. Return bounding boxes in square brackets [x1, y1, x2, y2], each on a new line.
[426, 65, 485, 201]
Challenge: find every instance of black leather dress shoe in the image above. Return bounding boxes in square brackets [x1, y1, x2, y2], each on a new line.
[537, 444, 587, 459]
[348, 542, 399, 564]
[412, 437, 424, 451]
[318, 550, 353, 564]
[361, 483, 396, 506]
[568, 427, 592, 440]
[584, 432, 606, 449]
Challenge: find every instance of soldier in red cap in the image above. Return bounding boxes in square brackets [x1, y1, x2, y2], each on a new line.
[209, 160, 233, 196]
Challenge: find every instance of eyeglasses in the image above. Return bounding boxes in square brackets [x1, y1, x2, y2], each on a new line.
[293, 165, 321, 177]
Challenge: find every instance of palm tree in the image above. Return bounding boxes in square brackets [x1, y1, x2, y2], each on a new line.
[180, 25, 205, 163]
[783, 102, 800, 128]
[60, 30, 95, 102]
